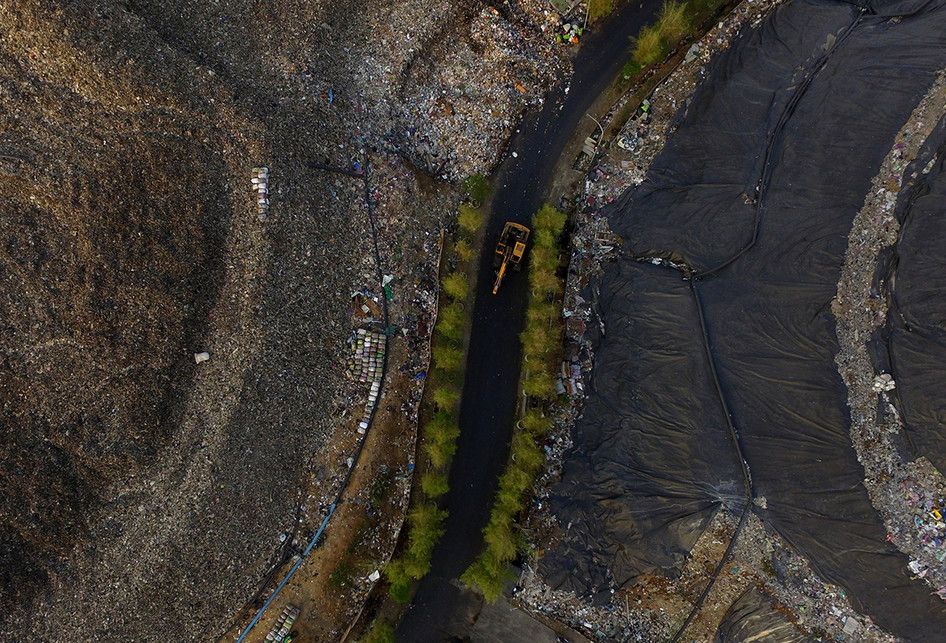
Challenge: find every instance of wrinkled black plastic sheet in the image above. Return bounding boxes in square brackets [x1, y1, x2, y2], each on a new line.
[543, 0, 946, 638]
[540, 261, 744, 596]
[715, 586, 812, 642]
[880, 119, 946, 473]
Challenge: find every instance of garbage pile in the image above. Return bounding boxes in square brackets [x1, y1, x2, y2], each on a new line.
[264, 604, 299, 642]
[872, 372, 896, 393]
[251, 166, 270, 220]
[358, 0, 568, 180]
[347, 328, 386, 384]
[834, 69, 946, 602]
[516, 566, 673, 642]
[347, 328, 386, 436]
[556, 21, 584, 45]
[555, 359, 584, 396]
[0, 0, 569, 639]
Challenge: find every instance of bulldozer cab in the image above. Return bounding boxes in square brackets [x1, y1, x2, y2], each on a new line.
[492, 222, 530, 294]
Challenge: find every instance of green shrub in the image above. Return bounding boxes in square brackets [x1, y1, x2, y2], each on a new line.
[424, 441, 448, 469]
[500, 464, 533, 497]
[458, 203, 485, 234]
[527, 302, 558, 328]
[462, 174, 491, 206]
[433, 386, 460, 410]
[511, 432, 544, 472]
[455, 238, 475, 263]
[633, 25, 666, 67]
[520, 326, 545, 357]
[432, 342, 464, 372]
[533, 227, 558, 250]
[402, 552, 431, 580]
[622, 58, 643, 80]
[436, 302, 465, 342]
[426, 410, 460, 442]
[360, 619, 396, 643]
[529, 269, 564, 298]
[657, 1, 690, 42]
[385, 559, 412, 602]
[424, 412, 459, 467]
[461, 551, 512, 602]
[530, 242, 560, 272]
[424, 412, 460, 468]
[403, 503, 447, 579]
[389, 576, 412, 604]
[421, 471, 450, 498]
[424, 432, 457, 469]
[587, 0, 615, 22]
[520, 410, 552, 437]
[495, 478, 524, 516]
[442, 271, 469, 301]
[533, 204, 567, 235]
[523, 368, 556, 399]
[483, 514, 517, 561]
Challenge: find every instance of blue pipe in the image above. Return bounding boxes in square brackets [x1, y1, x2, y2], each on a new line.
[236, 504, 337, 642]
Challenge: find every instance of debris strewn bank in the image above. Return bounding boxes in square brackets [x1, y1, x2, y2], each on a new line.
[834, 71, 946, 599]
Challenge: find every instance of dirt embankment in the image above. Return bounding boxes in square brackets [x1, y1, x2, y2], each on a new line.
[0, 0, 565, 640]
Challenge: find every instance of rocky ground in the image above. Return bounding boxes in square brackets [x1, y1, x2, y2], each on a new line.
[0, 0, 568, 639]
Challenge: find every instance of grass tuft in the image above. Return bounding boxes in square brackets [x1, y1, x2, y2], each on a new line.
[462, 174, 491, 206]
[587, 0, 615, 23]
[455, 238, 475, 263]
[458, 203, 485, 235]
[360, 619, 396, 643]
[633, 25, 666, 67]
[442, 271, 469, 301]
[658, 1, 691, 41]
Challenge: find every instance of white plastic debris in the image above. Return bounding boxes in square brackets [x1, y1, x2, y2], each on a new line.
[194, 352, 210, 364]
[843, 617, 860, 635]
[872, 372, 895, 392]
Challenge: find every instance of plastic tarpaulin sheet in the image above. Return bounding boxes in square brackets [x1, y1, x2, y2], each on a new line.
[540, 261, 744, 595]
[714, 586, 813, 642]
[543, 0, 946, 638]
[879, 121, 946, 472]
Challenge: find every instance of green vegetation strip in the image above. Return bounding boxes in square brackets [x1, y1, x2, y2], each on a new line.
[360, 618, 395, 643]
[588, 0, 616, 23]
[461, 204, 567, 602]
[383, 180, 488, 604]
[623, 0, 729, 79]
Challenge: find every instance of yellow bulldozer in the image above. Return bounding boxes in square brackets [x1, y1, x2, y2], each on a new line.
[492, 222, 530, 294]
